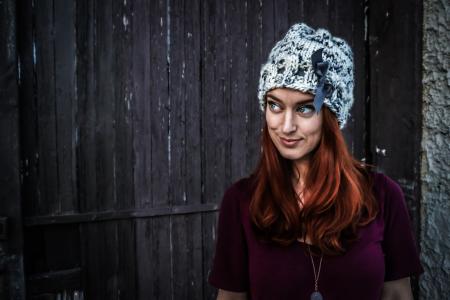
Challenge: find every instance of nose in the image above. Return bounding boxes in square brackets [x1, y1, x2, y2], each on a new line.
[282, 110, 296, 134]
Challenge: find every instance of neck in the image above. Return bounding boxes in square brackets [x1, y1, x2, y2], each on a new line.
[293, 157, 310, 183]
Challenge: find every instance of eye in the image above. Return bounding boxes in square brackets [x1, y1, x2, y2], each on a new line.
[267, 100, 281, 112]
[296, 104, 315, 115]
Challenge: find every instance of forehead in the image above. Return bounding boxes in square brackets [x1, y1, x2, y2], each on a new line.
[266, 88, 314, 103]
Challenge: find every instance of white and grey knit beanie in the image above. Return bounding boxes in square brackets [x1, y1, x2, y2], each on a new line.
[258, 23, 354, 129]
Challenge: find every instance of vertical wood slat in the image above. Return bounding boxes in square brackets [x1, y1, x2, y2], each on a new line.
[54, 0, 77, 213]
[134, 0, 172, 298]
[132, 0, 152, 209]
[329, 0, 368, 160]
[150, 0, 170, 209]
[152, 0, 171, 296]
[34, 0, 58, 215]
[200, 0, 229, 298]
[76, 0, 97, 213]
[18, 0, 39, 217]
[80, 221, 136, 299]
[94, 0, 115, 211]
[131, 0, 153, 298]
[169, 0, 204, 298]
[229, 0, 249, 180]
[113, 0, 135, 211]
[113, 1, 137, 300]
[302, 0, 330, 30]
[245, 0, 264, 175]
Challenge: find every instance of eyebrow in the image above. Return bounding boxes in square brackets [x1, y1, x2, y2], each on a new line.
[266, 94, 314, 105]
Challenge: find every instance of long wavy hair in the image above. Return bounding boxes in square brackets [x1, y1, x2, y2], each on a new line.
[249, 105, 379, 256]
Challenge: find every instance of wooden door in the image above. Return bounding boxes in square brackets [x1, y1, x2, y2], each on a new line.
[10, 0, 422, 299]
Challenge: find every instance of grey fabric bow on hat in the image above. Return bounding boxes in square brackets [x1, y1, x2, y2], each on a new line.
[311, 48, 332, 114]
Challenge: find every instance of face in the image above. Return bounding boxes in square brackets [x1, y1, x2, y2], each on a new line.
[265, 88, 323, 172]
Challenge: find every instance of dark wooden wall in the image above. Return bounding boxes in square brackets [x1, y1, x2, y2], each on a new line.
[0, 0, 422, 299]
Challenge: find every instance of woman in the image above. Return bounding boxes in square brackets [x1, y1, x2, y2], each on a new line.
[208, 23, 424, 300]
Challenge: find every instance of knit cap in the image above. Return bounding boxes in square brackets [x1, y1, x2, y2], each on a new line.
[258, 23, 354, 129]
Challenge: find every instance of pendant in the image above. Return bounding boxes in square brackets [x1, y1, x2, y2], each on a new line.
[311, 291, 323, 300]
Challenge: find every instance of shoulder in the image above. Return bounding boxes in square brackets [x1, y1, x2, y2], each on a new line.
[224, 173, 256, 199]
[370, 171, 403, 196]
[219, 174, 256, 213]
[369, 171, 408, 218]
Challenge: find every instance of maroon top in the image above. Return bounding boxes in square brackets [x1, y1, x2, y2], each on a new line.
[208, 172, 424, 299]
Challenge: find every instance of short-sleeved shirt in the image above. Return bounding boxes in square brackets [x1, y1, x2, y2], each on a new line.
[208, 172, 424, 299]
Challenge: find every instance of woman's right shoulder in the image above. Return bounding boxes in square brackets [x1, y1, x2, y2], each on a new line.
[225, 174, 256, 197]
[220, 174, 256, 209]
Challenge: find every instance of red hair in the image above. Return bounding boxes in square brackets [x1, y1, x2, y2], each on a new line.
[249, 106, 379, 256]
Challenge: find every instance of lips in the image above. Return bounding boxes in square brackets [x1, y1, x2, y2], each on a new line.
[279, 137, 303, 147]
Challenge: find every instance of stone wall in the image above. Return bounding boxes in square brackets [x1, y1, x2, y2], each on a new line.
[420, 0, 450, 298]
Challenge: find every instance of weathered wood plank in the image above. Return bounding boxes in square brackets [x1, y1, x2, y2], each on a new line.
[229, 0, 249, 180]
[303, 0, 330, 29]
[261, 0, 276, 59]
[94, 0, 116, 211]
[170, 0, 188, 208]
[329, 0, 367, 159]
[76, 0, 98, 212]
[201, 0, 231, 298]
[172, 214, 203, 299]
[273, 0, 289, 38]
[135, 220, 151, 299]
[169, 0, 204, 298]
[113, 0, 135, 210]
[136, 218, 171, 299]
[183, 0, 204, 292]
[202, 211, 219, 299]
[287, 0, 305, 25]
[81, 221, 135, 299]
[17, 0, 39, 218]
[202, 0, 231, 203]
[245, 0, 264, 175]
[81, 222, 117, 299]
[149, 0, 170, 208]
[117, 220, 136, 299]
[183, 0, 202, 208]
[54, 0, 77, 213]
[34, 0, 58, 215]
[132, 0, 152, 209]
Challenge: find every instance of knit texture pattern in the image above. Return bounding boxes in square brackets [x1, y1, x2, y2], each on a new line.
[258, 23, 354, 129]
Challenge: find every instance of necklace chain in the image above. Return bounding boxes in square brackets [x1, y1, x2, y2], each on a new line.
[307, 245, 323, 292]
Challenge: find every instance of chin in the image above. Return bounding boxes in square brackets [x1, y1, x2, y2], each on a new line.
[277, 149, 305, 161]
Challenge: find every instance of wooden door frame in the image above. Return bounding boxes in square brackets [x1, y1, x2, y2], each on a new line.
[0, 0, 25, 299]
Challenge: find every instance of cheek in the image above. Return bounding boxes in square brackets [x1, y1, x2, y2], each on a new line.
[304, 122, 322, 136]
[265, 111, 280, 129]
[305, 123, 323, 146]
[301, 114, 323, 135]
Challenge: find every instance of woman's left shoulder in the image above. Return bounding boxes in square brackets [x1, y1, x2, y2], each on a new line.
[368, 171, 408, 215]
[369, 171, 403, 194]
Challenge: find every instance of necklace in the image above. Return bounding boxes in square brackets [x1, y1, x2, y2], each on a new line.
[307, 244, 324, 300]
